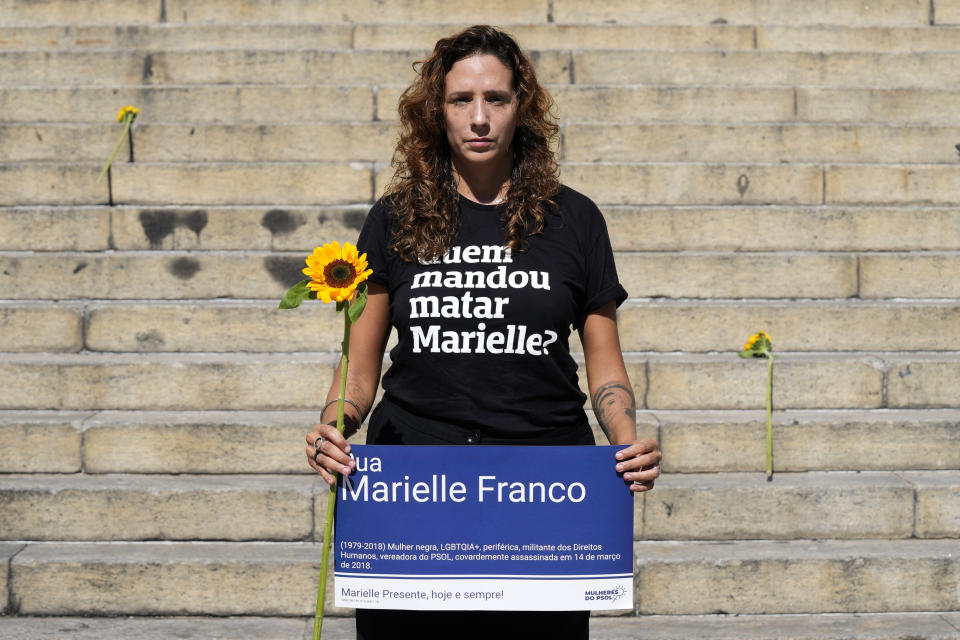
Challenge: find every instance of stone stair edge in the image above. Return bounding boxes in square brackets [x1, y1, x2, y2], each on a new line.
[4, 469, 956, 484]
[9, 82, 960, 93]
[4, 406, 960, 421]
[5, 351, 960, 363]
[0, 617, 320, 640]
[0, 471, 324, 486]
[0, 408, 324, 424]
[7, 537, 959, 560]
[8, 298, 960, 307]
[11, 46, 960, 55]
[9, 160, 960, 168]
[10, 21, 960, 29]
[0, 352, 344, 363]
[2, 406, 960, 422]
[12, 248, 960, 255]
[5, 203, 960, 211]
[0, 472, 324, 487]
[8, 82, 960, 88]
[13, 121, 960, 128]
[2, 252, 959, 265]
[0, 613, 958, 640]
[0, 470, 953, 542]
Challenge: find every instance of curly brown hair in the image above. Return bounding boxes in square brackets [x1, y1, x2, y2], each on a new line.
[384, 25, 561, 262]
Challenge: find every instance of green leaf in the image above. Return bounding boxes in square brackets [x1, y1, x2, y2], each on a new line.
[348, 283, 368, 323]
[279, 279, 312, 309]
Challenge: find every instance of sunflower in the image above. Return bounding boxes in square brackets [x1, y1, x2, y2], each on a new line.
[302, 241, 373, 303]
[743, 331, 770, 352]
[116, 105, 140, 123]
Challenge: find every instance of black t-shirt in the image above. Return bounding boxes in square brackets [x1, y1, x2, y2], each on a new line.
[356, 185, 627, 441]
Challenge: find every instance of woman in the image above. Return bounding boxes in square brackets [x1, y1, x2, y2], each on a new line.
[305, 25, 661, 640]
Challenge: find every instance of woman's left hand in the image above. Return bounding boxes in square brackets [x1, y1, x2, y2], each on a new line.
[615, 439, 662, 493]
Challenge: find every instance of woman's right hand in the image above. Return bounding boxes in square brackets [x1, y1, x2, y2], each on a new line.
[306, 422, 356, 485]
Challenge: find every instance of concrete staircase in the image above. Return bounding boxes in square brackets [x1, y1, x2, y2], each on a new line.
[1, 1, 959, 638]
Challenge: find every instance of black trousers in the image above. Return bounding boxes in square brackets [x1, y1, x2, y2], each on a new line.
[355, 397, 594, 640]
[356, 609, 589, 640]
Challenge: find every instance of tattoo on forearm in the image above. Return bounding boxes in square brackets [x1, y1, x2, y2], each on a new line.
[345, 383, 371, 419]
[592, 382, 636, 439]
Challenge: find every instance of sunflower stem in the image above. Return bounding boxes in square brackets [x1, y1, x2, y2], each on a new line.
[98, 116, 134, 182]
[765, 353, 774, 481]
[313, 303, 352, 640]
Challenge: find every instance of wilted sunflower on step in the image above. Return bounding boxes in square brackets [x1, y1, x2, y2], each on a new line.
[302, 241, 373, 303]
[737, 330, 776, 479]
[116, 105, 139, 122]
[742, 331, 771, 354]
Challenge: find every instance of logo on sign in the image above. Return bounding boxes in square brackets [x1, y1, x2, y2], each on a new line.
[583, 585, 628, 603]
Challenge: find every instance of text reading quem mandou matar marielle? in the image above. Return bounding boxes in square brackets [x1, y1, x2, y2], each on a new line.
[410, 244, 559, 356]
[342, 455, 587, 504]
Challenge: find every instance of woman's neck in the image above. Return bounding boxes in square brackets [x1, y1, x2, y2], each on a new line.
[452, 161, 512, 205]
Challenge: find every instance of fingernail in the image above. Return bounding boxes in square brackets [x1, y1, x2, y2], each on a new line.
[342, 466, 351, 475]
[615, 452, 623, 460]
[345, 445, 352, 454]
[350, 459, 356, 468]
[616, 463, 624, 471]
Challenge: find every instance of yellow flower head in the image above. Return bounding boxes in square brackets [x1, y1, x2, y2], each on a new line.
[743, 331, 767, 351]
[117, 105, 140, 123]
[742, 331, 772, 355]
[302, 241, 373, 304]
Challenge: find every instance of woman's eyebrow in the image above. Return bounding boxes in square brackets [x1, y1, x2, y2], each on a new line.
[446, 89, 513, 97]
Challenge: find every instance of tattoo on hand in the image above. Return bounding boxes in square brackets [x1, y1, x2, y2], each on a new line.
[592, 382, 636, 439]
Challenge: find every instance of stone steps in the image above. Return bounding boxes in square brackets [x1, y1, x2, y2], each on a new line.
[0, 249, 865, 299]
[0, 49, 565, 86]
[11, 161, 960, 207]
[6, 23, 960, 52]
[0, 162, 374, 207]
[2, 1, 958, 633]
[9, 85, 960, 125]
[3, 540, 958, 615]
[634, 539, 960, 615]
[2, 613, 959, 640]
[640, 471, 958, 540]
[565, 123, 960, 163]
[0, 410, 322, 474]
[2, 409, 957, 475]
[6, 299, 960, 353]
[11, 49, 960, 88]
[6, 248, 960, 299]
[0, 474, 325, 541]
[2, 0, 942, 27]
[5, 205, 960, 252]
[1, 352, 958, 410]
[0, 353, 345, 411]
[552, 0, 935, 27]
[0, 85, 376, 124]
[1, 123, 398, 163]
[0, 617, 328, 640]
[571, 50, 960, 87]
[8, 122, 960, 164]
[0, 0, 551, 27]
[1, 471, 955, 541]
[652, 409, 960, 472]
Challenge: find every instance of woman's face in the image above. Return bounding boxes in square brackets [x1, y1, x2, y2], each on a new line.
[442, 53, 519, 179]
